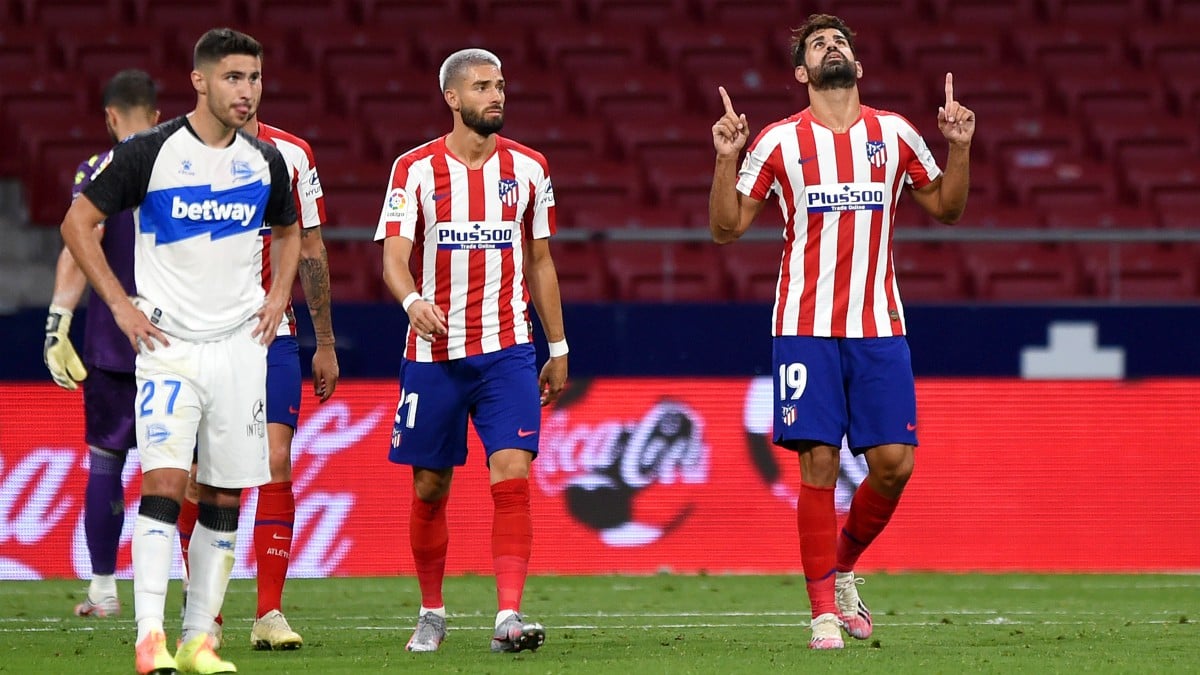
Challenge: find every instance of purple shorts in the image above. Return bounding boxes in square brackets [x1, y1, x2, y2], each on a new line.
[772, 336, 918, 454]
[266, 336, 301, 428]
[389, 344, 541, 469]
[83, 366, 137, 451]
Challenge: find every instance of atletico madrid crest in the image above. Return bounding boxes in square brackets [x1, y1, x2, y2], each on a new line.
[781, 405, 796, 427]
[865, 140, 887, 168]
[498, 178, 519, 206]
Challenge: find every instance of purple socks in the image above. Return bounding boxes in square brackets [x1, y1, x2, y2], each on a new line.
[84, 447, 127, 575]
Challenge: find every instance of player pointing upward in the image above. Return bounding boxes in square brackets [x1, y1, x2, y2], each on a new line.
[709, 13, 974, 649]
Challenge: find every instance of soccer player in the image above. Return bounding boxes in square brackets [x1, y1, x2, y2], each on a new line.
[175, 108, 340, 651]
[60, 28, 300, 675]
[43, 69, 159, 619]
[375, 48, 567, 654]
[709, 14, 974, 649]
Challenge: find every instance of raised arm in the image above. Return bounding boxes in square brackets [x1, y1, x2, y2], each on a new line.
[909, 73, 975, 224]
[710, 86, 766, 243]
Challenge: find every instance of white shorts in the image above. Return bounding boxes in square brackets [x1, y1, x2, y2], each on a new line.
[135, 321, 270, 489]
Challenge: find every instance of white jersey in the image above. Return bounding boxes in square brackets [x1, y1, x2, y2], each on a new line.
[83, 116, 297, 341]
[256, 121, 326, 337]
[374, 134, 556, 362]
[737, 106, 941, 338]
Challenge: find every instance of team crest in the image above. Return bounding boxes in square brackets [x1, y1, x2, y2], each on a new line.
[498, 178, 519, 207]
[781, 405, 797, 427]
[865, 140, 887, 168]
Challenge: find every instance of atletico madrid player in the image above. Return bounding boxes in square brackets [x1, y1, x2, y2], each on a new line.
[709, 13, 975, 649]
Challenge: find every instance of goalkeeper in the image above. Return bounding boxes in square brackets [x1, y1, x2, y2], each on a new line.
[44, 69, 159, 618]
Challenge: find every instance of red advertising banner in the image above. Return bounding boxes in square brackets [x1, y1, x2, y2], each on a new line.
[2, 378, 1198, 580]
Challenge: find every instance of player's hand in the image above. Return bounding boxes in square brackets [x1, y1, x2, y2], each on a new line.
[311, 343, 340, 402]
[253, 293, 287, 347]
[712, 86, 750, 158]
[538, 354, 567, 407]
[113, 298, 169, 353]
[937, 73, 975, 146]
[407, 299, 448, 343]
[44, 305, 87, 390]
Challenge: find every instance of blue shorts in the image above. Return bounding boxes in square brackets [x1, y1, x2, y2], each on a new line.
[266, 336, 301, 428]
[772, 336, 918, 454]
[83, 366, 137, 451]
[389, 344, 541, 469]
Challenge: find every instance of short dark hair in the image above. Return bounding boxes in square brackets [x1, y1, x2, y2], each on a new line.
[790, 14, 856, 67]
[102, 69, 157, 112]
[193, 27, 263, 69]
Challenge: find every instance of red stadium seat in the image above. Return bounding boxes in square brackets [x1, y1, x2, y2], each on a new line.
[357, 0, 469, 23]
[1085, 112, 1198, 161]
[1006, 160, 1119, 209]
[1042, 0, 1154, 22]
[855, 67, 931, 121]
[536, 23, 650, 72]
[688, 64, 798, 128]
[1160, 0, 1200, 20]
[608, 114, 711, 161]
[890, 25, 1005, 73]
[1129, 24, 1200, 68]
[646, 163, 715, 210]
[572, 206, 693, 230]
[891, 243, 970, 302]
[1042, 205, 1158, 230]
[476, 0, 579, 23]
[324, 241, 384, 302]
[0, 72, 91, 127]
[1157, 201, 1200, 229]
[808, 0, 924, 27]
[581, 0, 692, 23]
[502, 66, 573, 120]
[656, 24, 773, 72]
[549, 240, 614, 302]
[695, 0, 803, 26]
[1122, 160, 1200, 207]
[1164, 72, 1200, 116]
[964, 243, 1084, 301]
[415, 22, 536, 72]
[0, 25, 55, 71]
[604, 241, 730, 302]
[317, 161, 388, 228]
[571, 67, 688, 118]
[1011, 23, 1127, 72]
[719, 241, 784, 302]
[131, 0, 239, 28]
[934, 66, 1051, 119]
[20, 0, 125, 25]
[548, 160, 643, 217]
[368, 116, 448, 162]
[959, 206, 1045, 229]
[243, 0, 354, 27]
[499, 117, 612, 166]
[332, 62, 434, 117]
[257, 68, 330, 123]
[1078, 243, 1199, 300]
[771, 21, 891, 70]
[985, 113, 1086, 168]
[301, 26, 416, 74]
[927, 0, 1038, 23]
[16, 114, 110, 225]
[271, 116, 369, 165]
[56, 27, 172, 79]
[1052, 68, 1169, 117]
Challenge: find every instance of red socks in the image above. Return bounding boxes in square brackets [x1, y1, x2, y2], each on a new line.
[178, 498, 199, 575]
[797, 483, 838, 618]
[491, 478, 532, 613]
[837, 481, 900, 573]
[410, 494, 449, 609]
[254, 481, 295, 619]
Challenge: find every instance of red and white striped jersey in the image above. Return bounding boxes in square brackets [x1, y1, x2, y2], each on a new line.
[255, 121, 326, 337]
[737, 106, 941, 338]
[374, 135, 557, 362]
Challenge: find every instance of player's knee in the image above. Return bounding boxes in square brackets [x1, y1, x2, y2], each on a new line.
[413, 469, 452, 501]
[872, 455, 914, 494]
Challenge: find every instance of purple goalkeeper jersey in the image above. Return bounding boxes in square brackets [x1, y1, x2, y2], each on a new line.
[73, 150, 137, 373]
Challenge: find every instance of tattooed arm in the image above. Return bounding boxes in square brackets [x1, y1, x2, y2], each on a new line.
[299, 226, 339, 401]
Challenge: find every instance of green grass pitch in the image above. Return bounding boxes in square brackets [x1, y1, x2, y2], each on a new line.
[2, 574, 1196, 674]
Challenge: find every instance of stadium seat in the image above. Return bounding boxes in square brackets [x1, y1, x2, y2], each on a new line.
[20, 0, 125, 25]
[985, 113, 1086, 168]
[333, 62, 435, 117]
[317, 161, 387, 228]
[415, 22, 536, 72]
[927, 0, 1039, 23]
[301, 26, 416, 74]
[604, 241, 731, 302]
[808, 0, 925, 27]
[357, 0, 469, 23]
[1157, 201, 1200, 229]
[581, 0, 693, 23]
[1010, 23, 1126, 72]
[1122, 160, 1200, 207]
[131, 0, 239, 28]
[0, 25, 55, 71]
[572, 206, 694, 230]
[656, 24, 773, 73]
[646, 162, 716, 211]
[770, 21, 891, 70]
[608, 114, 711, 161]
[536, 23, 649, 72]
[323, 240, 384, 302]
[549, 240, 614, 302]
[890, 24, 1005, 72]
[1129, 24, 1200, 68]
[959, 205, 1045, 229]
[1042, 205, 1158, 230]
[855, 67, 931, 120]
[1052, 68, 1169, 117]
[694, 0, 803, 26]
[1078, 243, 1199, 300]
[571, 67, 688, 118]
[891, 242, 970, 302]
[273, 116, 369, 165]
[1164, 72, 1200, 116]
[1006, 160, 1120, 209]
[0, 72, 92, 128]
[243, 0, 354, 27]
[502, 66, 573, 120]
[547, 160, 643, 218]
[933, 66, 1051, 119]
[18, 115, 109, 225]
[718, 241, 784, 302]
[1085, 112, 1198, 161]
[499, 118, 612, 166]
[257, 68, 330, 124]
[1041, 0, 1154, 22]
[688, 64, 798, 128]
[476, 0, 579, 23]
[964, 243, 1085, 301]
[57, 27, 172, 79]
[1159, 0, 1200, 20]
[369, 115, 448, 161]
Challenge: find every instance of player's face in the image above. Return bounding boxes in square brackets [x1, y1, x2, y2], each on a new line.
[799, 28, 860, 91]
[454, 64, 505, 136]
[198, 54, 262, 129]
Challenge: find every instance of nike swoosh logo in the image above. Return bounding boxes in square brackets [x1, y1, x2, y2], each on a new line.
[432, 193, 449, 200]
[272, 533, 290, 541]
[517, 429, 537, 438]
[906, 423, 917, 431]
[288, 405, 300, 415]
[798, 155, 817, 165]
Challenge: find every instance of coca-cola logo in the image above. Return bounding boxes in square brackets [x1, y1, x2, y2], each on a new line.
[536, 399, 710, 547]
[1, 449, 78, 579]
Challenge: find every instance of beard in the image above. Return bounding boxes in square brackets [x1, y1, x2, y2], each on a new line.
[461, 105, 504, 136]
[807, 54, 857, 91]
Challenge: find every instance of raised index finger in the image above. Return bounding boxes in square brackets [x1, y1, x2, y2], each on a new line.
[944, 72, 955, 107]
[718, 85, 737, 116]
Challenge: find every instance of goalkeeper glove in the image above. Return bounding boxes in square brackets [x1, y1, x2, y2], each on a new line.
[44, 304, 87, 390]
